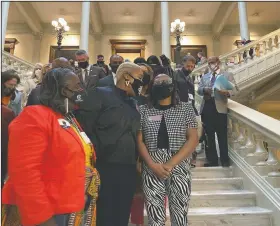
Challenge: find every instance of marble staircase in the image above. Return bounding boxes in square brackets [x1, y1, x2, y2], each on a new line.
[129, 153, 273, 226]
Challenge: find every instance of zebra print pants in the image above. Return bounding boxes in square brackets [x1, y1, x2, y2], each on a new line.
[142, 149, 192, 226]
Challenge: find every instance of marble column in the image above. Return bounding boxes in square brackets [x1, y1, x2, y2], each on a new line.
[238, 2, 250, 40]
[2, 2, 10, 50]
[32, 32, 42, 63]
[79, 2, 90, 52]
[161, 2, 171, 58]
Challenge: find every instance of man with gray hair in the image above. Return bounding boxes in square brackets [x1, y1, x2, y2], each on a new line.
[75, 49, 106, 89]
[75, 62, 143, 226]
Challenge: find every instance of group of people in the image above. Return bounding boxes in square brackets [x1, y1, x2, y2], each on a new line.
[1, 49, 237, 226]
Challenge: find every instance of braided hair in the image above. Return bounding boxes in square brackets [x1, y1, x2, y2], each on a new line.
[39, 68, 74, 114]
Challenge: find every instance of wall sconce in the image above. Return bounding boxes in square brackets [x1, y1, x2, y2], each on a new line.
[51, 18, 70, 50]
[170, 19, 185, 52]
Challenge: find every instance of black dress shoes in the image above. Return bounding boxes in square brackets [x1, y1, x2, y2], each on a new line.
[221, 162, 230, 167]
[204, 162, 219, 167]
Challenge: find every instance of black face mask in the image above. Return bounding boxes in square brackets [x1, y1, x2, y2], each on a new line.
[78, 61, 89, 69]
[3, 87, 15, 97]
[131, 79, 143, 96]
[65, 87, 86, 104]
[142, 72, 151, 86]
[97, 61, 104, 66]
[152, 84, 174, 101]
[109, 63, 120, 74]
[182, 67, 192, 76]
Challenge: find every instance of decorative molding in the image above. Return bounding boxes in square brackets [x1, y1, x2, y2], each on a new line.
[221, 24, 278, 36]
[14, 2, 43, 33]
[90, 2, 103, 33]
[212, 2, 237, 37]
[153, 2, 161, 34]
[109, 39, 147, 57]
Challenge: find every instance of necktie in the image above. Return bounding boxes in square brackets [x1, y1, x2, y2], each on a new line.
[210, 72, 216, 87]
[84, 69, 89, 83]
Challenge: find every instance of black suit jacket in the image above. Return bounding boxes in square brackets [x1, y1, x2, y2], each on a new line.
[97, 71, 115, 87]
[75, 65, 106, 90]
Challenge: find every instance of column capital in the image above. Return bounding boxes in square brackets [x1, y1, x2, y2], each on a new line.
[32, 31, 43, 40]
[212, 35, 220, 41]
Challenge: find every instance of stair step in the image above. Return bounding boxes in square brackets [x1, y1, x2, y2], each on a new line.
[191, 166, 233, 178]
[192, 178, 243, 191]
[187, 207, 272, 226]
[190, 190, 256, 208]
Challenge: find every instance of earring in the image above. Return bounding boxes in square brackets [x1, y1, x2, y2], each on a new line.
[125, 80, 130, 87]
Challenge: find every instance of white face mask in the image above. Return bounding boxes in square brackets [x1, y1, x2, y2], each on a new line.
[35, 69, 42, 78]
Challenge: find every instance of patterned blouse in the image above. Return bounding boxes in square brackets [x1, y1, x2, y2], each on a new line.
[139, 102, 198, 153]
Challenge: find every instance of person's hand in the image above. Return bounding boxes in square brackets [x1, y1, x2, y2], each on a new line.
[203, 88, 212, 95]
[218, 90, 230, 97]
[162, 162, 174, 173]
[150, 163, 170, 180]
[39, 218, 58, 226]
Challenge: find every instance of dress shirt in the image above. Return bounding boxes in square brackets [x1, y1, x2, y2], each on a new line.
[113, 72, 117, 85]
[82, 65, 91, 82]
[210, 69, 221, 82]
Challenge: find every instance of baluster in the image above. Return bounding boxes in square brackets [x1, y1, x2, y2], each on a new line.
[272, 35, 279, 51]
[238, 126, 255, 157]
[239, 51, 244, 64]
[245, 133, 268, 166]
[266, 142, 280, 188]
[259, 42, 264, 57]
[233, 55, 239, 65]
[231, 120, 244, 150]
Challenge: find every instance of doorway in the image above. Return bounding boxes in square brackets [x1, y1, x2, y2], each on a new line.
[110, 39, 147, 62]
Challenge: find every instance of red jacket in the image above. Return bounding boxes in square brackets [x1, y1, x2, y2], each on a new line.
[2, 105, 86, 225]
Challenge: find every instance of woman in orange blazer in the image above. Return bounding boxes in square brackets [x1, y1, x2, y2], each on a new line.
[2, 68, 100, 226]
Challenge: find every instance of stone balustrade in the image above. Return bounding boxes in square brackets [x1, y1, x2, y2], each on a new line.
[195, 91, 280, 193]
[192, 29, 280, 90]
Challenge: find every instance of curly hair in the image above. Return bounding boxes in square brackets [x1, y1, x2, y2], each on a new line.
[39, 68, 74, 114]
[147, 74, 180, 108]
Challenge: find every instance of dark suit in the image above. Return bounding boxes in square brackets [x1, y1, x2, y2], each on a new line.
[97, 71, 115, 87]
[75, 65, 106, 89]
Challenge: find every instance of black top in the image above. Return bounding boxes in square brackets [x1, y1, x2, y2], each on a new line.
[26, 85, 41, 106]
[134, 94, 148, 106]
[154, 104, 172, 149]
[75, 86, 140, 165]
[174, 69, 198, 115]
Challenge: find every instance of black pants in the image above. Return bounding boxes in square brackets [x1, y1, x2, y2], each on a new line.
[201, 99, 229, 165]
[96, 162, 137, 226]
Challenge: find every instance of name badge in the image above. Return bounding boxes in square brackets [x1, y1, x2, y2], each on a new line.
[80, 132, 91, 144]
[148, 115, 162, 121]
[58, 119, 71, 129]
[188, 93, 194, 100]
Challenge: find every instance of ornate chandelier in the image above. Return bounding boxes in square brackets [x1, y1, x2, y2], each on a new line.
[170, 19, 185, 51]
[51, 18, 70, 50]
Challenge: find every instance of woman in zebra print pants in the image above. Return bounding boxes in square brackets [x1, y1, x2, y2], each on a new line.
[137, 74, 199, 226]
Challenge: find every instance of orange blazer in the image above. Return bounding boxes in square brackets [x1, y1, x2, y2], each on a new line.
[2, 105, 86, 226]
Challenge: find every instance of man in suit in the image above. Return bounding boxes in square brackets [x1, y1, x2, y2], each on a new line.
[75, 49, 106, 89]
[97, 54, 124, 87]
[93, 54, 110, 76]
[198, 56, 238, 167]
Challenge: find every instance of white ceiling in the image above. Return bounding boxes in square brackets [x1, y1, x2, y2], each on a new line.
[169, 2, 221, 24]
[99, 2, 155, 24]
[7, 2, 280, 27]
[31, 2, 82, 23]
[227, 2, 280, 25]
[7, 2, 25, 23]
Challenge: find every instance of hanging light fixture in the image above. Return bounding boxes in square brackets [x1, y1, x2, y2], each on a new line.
[51, 18, 70, 50]
[170, 19, 185, 51]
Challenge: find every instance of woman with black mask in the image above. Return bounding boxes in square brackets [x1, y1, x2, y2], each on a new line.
[2, 68, 100, 226]
[75, 62, 143, 226]
[137, 74, 199, 226]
